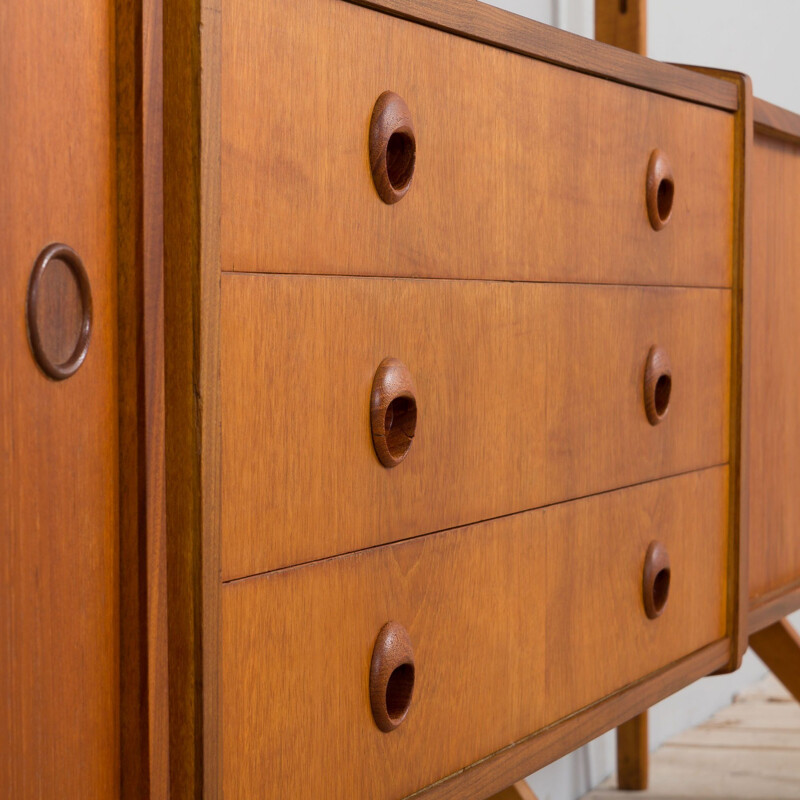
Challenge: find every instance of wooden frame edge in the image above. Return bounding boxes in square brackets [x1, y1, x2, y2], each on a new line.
[341, 0, 738, 111]
[164, 0, 222, 794]
[677, 67, 752, 673]
[407, 641, 728, 800]
[117, 0, 170, 796]
[754, 97, 800, 145]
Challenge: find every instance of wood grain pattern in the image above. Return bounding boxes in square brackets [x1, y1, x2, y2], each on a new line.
[116, 0, 170, 795]
[163, 0, 222, 794]
[749, 619, 800, 703]
[341, 0, 735, 109]
[221, 0, 735, 287]
[414, 641, 729, 800]
[747, 130, 800, 605]
[221, 274, 731, 578]
[595, 0, 647, 55]
[616, 712, 649, 790]
[220, 468, 728, 799]
[0, 0, 119, 796]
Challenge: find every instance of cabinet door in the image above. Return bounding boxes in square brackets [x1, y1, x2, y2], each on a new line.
[0, 0, 119, 796]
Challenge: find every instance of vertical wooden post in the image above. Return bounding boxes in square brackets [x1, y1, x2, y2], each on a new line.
[616, 712, 649, 790]
[750, 619, 800, 702]
[595, 0, 647, 55]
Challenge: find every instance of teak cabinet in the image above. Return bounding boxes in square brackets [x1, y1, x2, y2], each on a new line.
[2, 1, 800, 799]
[165, 1, 749, 797]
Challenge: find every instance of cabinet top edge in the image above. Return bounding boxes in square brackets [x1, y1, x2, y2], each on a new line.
[754, 96, 800, 145]
[342, 0, 739, 112]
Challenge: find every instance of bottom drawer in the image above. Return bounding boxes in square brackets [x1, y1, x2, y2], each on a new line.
[221, 468, 729, 799]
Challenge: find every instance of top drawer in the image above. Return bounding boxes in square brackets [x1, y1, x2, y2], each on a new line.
[221, 0, 734, 286]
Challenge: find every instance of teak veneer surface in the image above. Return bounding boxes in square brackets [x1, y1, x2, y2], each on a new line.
[221, 274, 731, 578]
[221, 468, 729, 799]
[748, 129, 800, 603]
[221, 0, 734, 287]
[0, 0, 119, 796]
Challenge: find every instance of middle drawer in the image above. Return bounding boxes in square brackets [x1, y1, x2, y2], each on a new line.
[221, 274, 731, 579]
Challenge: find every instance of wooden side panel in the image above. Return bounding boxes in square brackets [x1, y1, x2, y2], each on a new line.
[221, 0, 734, 287]
[220, 468, 728, 800]
[0, 0, 119, 797]
[221, 274, 731, 578]
[748, 133, 800, 603]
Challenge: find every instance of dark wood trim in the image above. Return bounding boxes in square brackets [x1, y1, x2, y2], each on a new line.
[164, 0, 222, 794]
[749, 582, 800, 634]
[117, 0, 169, 796]
[409, 640, 729, 800]
[341, 0, 738, 111]
[754, 97, 800, 145]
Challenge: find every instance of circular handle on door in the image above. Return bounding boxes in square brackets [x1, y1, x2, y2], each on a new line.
[370, 621, 416, 733]
[369, 91, 416, 204]
[646, 149, 675, 230]
[642, 540, 671, 619]
[26, 242, 93, 381]
[643, 345, 672, 426]
[370, 357, 417, 468]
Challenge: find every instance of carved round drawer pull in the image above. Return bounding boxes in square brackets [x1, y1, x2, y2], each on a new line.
[643, 540, 671, 619]
[369, 91, 416, 204]
[643, 345, 672, 426]
[371, 357, 417, 468]
[646, 149, 674, 230]
[370, 621, 415, 733]
[27, 243, 93, 381]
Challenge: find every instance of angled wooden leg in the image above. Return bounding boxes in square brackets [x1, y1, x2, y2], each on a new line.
[486, 780, 539, 800]
[616, 710, 648, 790]
[750, 618, 800, 702]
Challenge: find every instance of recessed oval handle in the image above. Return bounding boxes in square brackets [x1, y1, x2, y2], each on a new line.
[27, 242, 93, 381]
[369, 91, 416, 205]
[645, 150, 675, 231]
[642, 540, 671, 619]
[370, 621, 415, 733]
[370, 357, 417, 468]
[643, 345, 672, 426]
[646, 149, 674, 230]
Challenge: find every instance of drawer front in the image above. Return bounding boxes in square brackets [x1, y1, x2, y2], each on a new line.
[749, 132, 800, 602]
[221, 468, 729, 799]
[221, 0, 734, 286]
[221, 274, 730, 579]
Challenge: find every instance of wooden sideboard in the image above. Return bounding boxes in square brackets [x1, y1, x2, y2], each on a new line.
[2, 1, 798, 799]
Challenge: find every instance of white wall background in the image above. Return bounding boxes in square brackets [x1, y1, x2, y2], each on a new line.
[481, 2, 800, 797]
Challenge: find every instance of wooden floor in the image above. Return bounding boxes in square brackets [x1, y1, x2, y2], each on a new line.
[583, 676, 800, 799]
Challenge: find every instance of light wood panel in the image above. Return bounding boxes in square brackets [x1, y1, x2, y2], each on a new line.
[0, 0, 119, 796]
[221, 0, 734, 287]
[221, 274, 731, 578]
[748, 132, 800, 602]
[220, 468, 728, 799]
